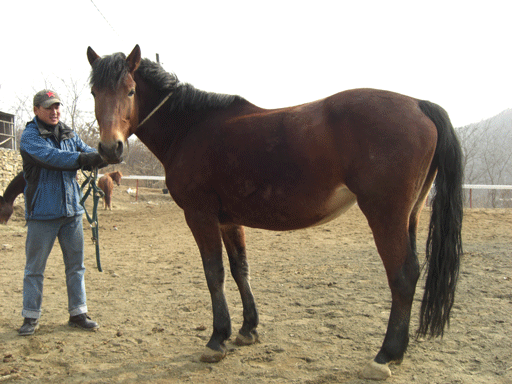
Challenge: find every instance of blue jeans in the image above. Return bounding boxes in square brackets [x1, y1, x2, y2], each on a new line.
[22, 215, 88, 319]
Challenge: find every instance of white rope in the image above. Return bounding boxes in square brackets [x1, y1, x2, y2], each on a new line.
[137, 91, 173, 128]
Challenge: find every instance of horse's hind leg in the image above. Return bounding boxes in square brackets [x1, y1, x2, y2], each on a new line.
[358, 205, 421, 379]
[221, 224, 259, 345]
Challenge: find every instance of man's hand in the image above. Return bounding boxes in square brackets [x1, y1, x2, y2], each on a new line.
[78, 152, 108, 171]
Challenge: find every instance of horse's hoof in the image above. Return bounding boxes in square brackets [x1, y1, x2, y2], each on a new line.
[359, 360, 392, 380]
[235, 330, 259, 346]
[200, 346, 226, 363]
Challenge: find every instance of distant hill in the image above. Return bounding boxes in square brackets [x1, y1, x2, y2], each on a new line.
[456, 108, 512, 184]
[473, 108, 512, 130]
[455, 108, 512, 207]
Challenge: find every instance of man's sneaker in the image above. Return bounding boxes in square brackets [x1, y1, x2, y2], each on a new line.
[68, 314, 99, 331]
[19, 318, 39, 336]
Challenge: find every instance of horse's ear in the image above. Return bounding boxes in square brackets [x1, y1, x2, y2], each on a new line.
[87, 47, 100, 66]
[127, 44, 141, 73]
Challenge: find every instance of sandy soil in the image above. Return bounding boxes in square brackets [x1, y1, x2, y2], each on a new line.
[0, 186, 511, 384]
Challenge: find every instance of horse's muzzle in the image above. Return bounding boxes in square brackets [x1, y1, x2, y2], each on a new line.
[98, 140, 124, 164]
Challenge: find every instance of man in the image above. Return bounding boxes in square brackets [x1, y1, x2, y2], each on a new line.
[18, 89, 106, 336]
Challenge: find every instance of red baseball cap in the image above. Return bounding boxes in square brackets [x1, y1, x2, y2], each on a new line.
[33, 89, 61, 108]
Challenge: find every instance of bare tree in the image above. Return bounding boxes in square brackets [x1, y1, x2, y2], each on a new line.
[456, 123, 486, 184]
[480, 119, 512, 207]
[457, 110, 512, 207]
[9, 79, 166, 184]
[123, 138, 165, 185]
[9, 77, 99, 149]
[11, 92, 35, 150]
[55, 76, 99, 148]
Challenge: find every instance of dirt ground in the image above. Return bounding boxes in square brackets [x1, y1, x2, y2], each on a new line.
[1, 186, 511, 384]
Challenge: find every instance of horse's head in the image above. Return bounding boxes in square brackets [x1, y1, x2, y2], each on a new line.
[111, 171, 123, 186]
[0, 196, 13, 224]
[87, 45, 141, 164]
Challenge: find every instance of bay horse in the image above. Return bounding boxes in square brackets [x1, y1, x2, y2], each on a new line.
[87, 45, 463, 379]
[0, 172, 26, 224]
[98, 171, 123, 210]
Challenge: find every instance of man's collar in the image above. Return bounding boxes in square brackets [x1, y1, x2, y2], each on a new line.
[33, 117, 74, 140]
[35, 117, 56, 136]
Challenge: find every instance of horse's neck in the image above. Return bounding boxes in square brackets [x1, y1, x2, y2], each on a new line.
[135, 99, 205, 164]
[3, 173, 25, 203]
[133, 82, 173, 161]
[135, 122, 170, 164]
[135, 105, 223, 166]
[134, 84, 258, 164]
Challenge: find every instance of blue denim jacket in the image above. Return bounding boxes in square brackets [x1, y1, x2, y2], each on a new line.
[20, 117, 96, 220]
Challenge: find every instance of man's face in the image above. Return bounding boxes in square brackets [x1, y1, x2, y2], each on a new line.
[34, 103, 61, 126]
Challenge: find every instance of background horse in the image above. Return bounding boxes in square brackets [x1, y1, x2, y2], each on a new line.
[98, 171, 123, 210]
[87, 45, 463, 379]
[0, 172, 25, 224]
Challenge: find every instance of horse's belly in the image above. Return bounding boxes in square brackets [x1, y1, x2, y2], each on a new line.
[309, 185, 357, 227]
[222, 183, 357, 231]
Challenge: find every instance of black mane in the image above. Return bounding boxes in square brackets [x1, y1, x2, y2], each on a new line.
[89, 54, 243, 112]
[89, 52, 130, 91]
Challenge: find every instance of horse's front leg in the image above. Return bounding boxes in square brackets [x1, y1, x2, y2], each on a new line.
[184, 210, 231, 362]
[221, 224, 259, 345]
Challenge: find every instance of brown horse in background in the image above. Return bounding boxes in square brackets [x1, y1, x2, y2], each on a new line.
[98, 171, 123, 210]
[0, 172, 25, 224]
[87, 45, 463, 379]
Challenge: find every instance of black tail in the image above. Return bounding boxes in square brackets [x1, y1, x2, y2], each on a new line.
[417, 100, 464, 338]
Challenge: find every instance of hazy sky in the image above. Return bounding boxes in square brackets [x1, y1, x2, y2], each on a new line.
[1, 0, 510, 127]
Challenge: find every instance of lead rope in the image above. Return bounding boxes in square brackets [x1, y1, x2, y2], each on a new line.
[79, 168, 104, 272]
[79, 91, 173, 271]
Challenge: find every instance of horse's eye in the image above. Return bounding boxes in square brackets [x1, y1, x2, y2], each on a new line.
[128, 90, 135, 97]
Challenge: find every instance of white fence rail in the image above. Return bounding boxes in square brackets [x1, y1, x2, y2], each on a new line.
[463, 185, 512, 208]
[118, 175, 165, 181]
[105, 175, 512, 208]
[109, 176, 512, 190]
[100, 175, 165, 201]
[463, 184, 512, 190]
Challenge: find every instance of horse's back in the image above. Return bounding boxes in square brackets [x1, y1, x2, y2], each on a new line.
[322, 89, 438, 193]
[98, 175, 108, 191]
[322, 88, 434, 140]
[98, 175, 114, 197]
